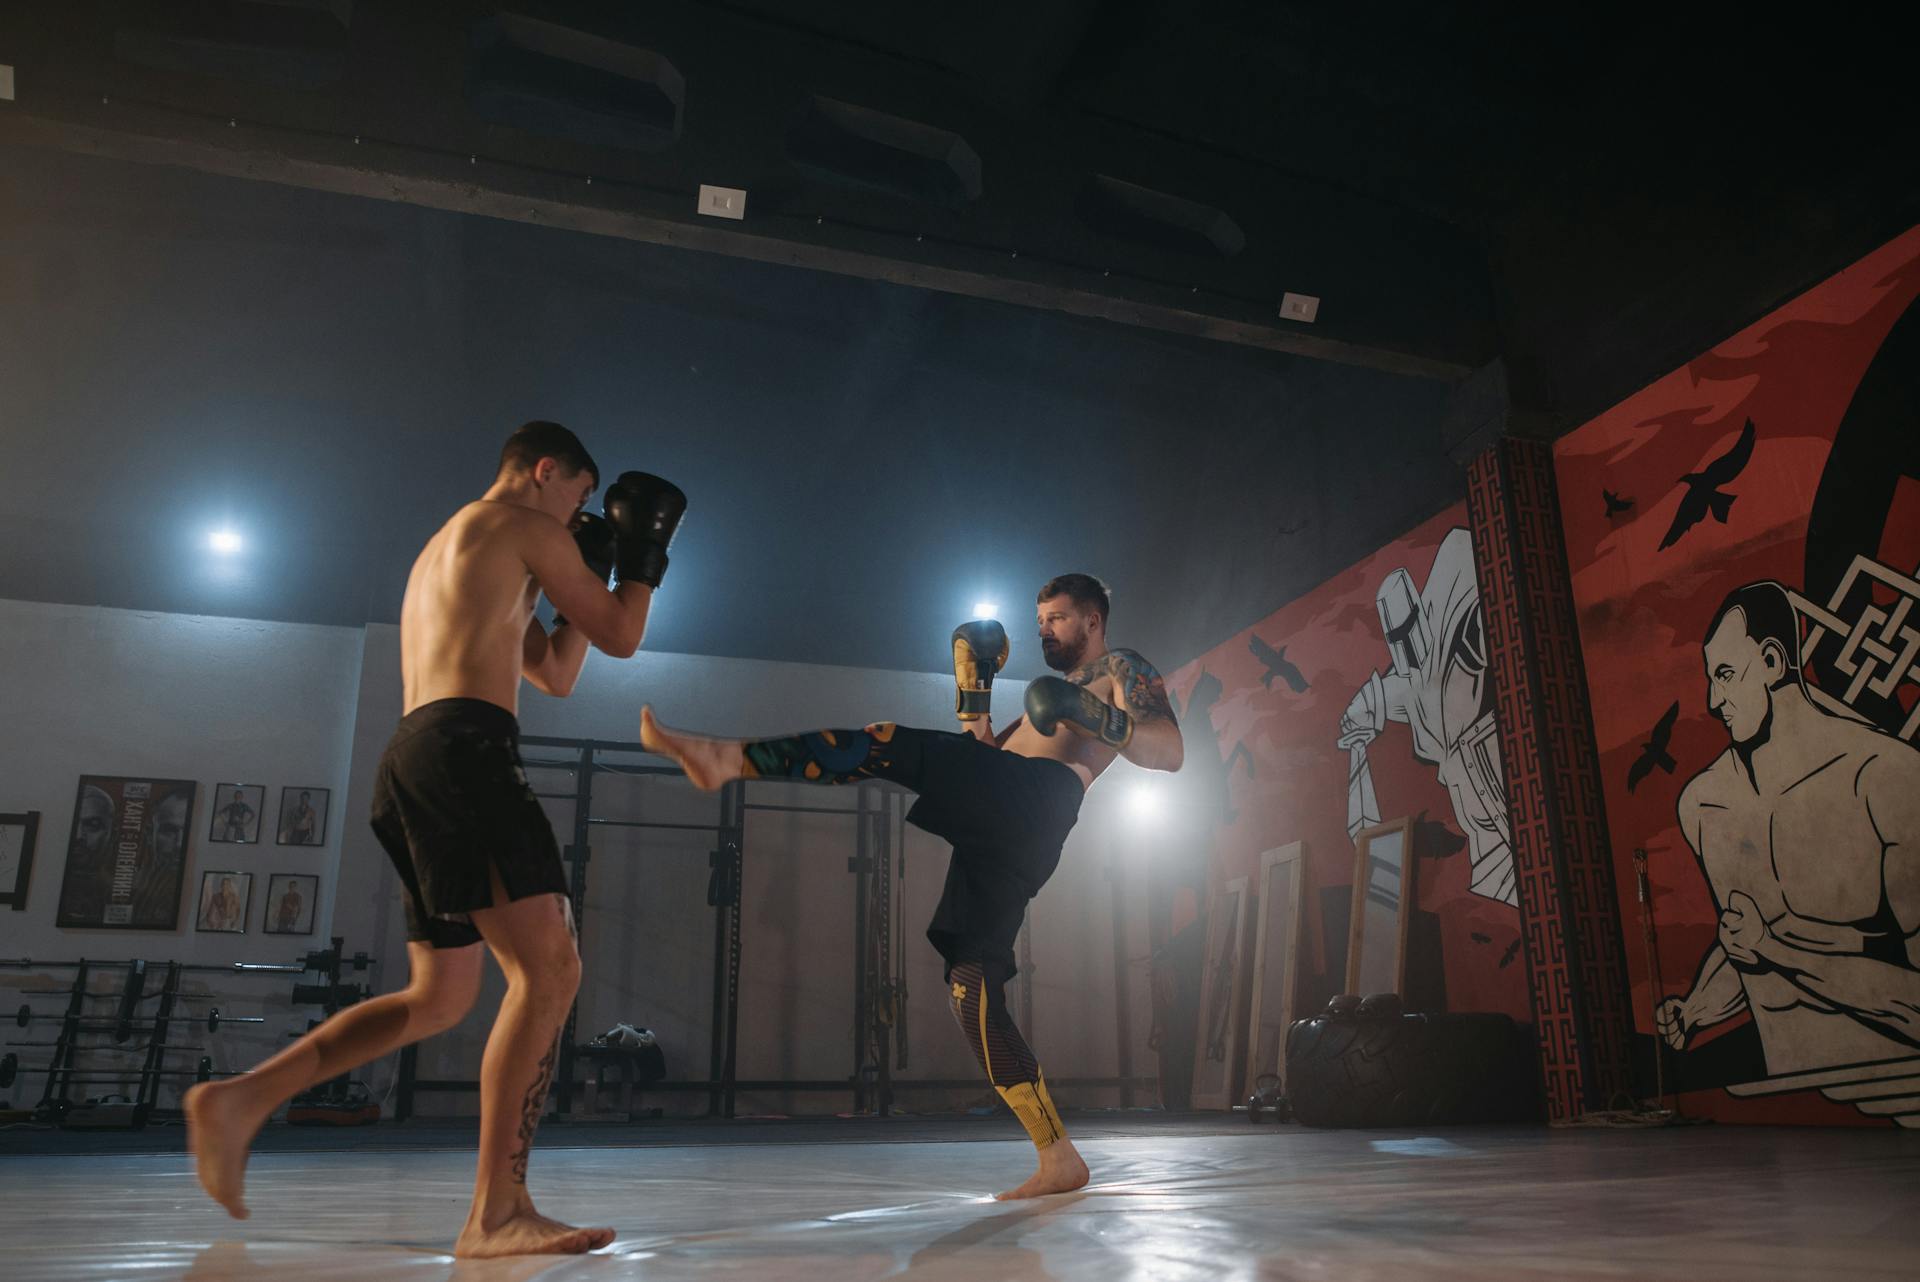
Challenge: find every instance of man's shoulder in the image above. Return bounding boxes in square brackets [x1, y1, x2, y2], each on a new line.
[1105, 647, 1164, 675]
[1680, 750, 1739, 810]
[1847, 722, 1920, 790]
[444, 500, 564, 564]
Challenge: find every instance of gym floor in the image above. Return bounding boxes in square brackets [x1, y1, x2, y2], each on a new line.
[1, 1114, 1915, 1280]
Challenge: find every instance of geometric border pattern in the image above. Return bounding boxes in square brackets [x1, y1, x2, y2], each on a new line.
[1467, 437, 1637, 1120]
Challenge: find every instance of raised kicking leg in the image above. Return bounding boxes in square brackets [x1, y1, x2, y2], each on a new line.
[641, 706, 921, 792]
[454, 882, 613, 1258]
[186, 940, 484, 1218]
[948, 961, 1090, 1199]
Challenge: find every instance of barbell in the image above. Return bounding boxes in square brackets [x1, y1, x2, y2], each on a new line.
[5, 1041, 206, 1054]
[0, 950, 369, 974]
[13, 1003, 262, 1037]
[0, 1052, 222, 1088]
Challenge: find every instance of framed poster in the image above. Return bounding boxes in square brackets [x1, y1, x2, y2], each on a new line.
[54, 777, 196, 930]
[195, 870, 252, 933]
[263, 873, 318, 935]
[0, 811, 40, 910]
[208, 784, 266, 845]
[275, 787, 329, 847]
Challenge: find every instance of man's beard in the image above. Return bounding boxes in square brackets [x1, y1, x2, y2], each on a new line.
[1043, 637, 1087, 672]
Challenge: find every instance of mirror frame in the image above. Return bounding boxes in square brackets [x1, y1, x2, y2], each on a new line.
[1243, 842, 1307, 1098]
[1191, 874, 1255, 1110]
[1344, 816, 1416, 997]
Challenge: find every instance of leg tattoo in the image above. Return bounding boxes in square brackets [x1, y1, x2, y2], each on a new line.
[509, 1039, 559, 1186]
[742, 722, 904, 784]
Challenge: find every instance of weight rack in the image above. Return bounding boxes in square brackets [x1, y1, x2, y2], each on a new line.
[0, 947, 372, 1124]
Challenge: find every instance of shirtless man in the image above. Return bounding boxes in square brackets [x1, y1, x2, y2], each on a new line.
[216, 789, 256, 843]
[642, 572, 1183, 1198]
[1658, 582, 1920, 1073]
[281, 791, 318, 845]
[186, 420, 684, 1256]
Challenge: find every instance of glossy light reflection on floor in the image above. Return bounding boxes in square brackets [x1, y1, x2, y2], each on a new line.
[3, 1124, 1918, 1281]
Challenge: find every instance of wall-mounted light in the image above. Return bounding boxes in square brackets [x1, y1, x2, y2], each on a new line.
[972, 601, 998, 619]
[208, 529, 243, 554]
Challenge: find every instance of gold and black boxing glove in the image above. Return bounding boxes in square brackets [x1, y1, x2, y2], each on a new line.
[1024, 674, 1132, 749]
[951, 620, 1010, 721]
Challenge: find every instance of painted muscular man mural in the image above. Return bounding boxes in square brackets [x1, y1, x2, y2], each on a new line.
[1658, 582, 1920, 1090]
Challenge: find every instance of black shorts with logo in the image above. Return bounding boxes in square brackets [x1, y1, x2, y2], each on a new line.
[369, 698, 568, 949]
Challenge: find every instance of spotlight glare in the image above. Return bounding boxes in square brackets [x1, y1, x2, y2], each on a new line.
[208, 528, 243, 554]
[972, 601, 998, 620]
[1127, 784, 1162, 820]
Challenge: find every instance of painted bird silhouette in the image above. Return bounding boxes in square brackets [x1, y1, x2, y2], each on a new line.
[1658, 419, 1756, 550]
[1248, 634, 1309, 693]
[1412, 809, 1467, 859]
[1499, 939, 1523, 969]
[1627, 701, 1681, 793]
[1603, 489, 1634, 517]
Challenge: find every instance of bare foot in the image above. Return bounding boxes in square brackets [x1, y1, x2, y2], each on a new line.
[996, 1140, 1090, 1200]
[454, 1209, 616, 1258]
[640, 706, 745, 791]
[184, 1080, 271, 1219]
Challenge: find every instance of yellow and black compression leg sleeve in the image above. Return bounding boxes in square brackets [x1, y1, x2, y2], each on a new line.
[948, 961, 1065, 1150]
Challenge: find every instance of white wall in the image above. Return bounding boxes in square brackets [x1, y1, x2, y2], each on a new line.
[2, 603, 1152, 1119]
[0, 600, 364, 1097]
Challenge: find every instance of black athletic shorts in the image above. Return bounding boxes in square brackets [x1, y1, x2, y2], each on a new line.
[901, 730, 1085, 979]
[369, 698, 569, 949]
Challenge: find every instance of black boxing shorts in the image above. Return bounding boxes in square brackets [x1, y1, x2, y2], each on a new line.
[369, 698, 569, 949]
[904, 732, 1085, 979]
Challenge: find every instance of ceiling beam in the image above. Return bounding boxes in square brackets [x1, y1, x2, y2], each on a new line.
[0, 106, 1471, 381]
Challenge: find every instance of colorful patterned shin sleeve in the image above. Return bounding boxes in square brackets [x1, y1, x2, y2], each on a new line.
[739, 722, 903, 784]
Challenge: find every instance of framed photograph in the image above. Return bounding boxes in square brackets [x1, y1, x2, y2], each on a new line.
[55, 777, 196, 930]
[275, 787, 330, 847]
[195, 870, 252, 934]
[207, 784, 266, 844]
[0, 811, 41, 911]
[263, 873, 318, 935]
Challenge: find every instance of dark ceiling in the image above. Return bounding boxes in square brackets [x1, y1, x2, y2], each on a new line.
[0, 2, 1911, 676]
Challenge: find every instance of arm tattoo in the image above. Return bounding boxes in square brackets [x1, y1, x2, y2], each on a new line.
[1070, 650, 1177, 725]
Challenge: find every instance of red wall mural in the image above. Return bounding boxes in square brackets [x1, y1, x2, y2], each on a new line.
[1554, 224, 1920, 1127]
[1166, 505, 1532, 1027]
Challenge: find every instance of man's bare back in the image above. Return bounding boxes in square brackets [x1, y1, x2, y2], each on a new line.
[401, 501, 554, 716]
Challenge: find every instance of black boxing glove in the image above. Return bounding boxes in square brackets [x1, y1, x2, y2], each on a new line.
[1024, 675, 1132, 749]
[553, 512, 618, 627]
[951, 620, 1009, 721]
[604, 471, 687, 589]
